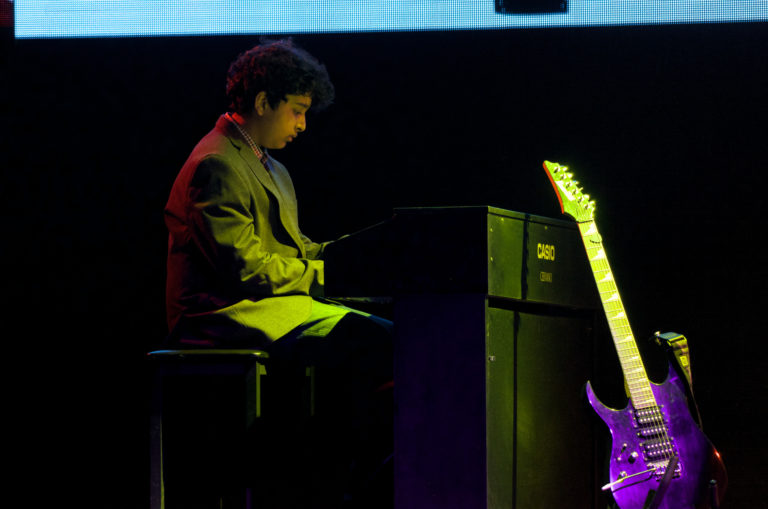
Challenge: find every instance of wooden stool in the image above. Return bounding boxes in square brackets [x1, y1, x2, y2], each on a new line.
[147, 349, 315, 509]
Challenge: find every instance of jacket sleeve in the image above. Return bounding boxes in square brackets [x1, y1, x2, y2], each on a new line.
[186, 155, 324, 297]
[302, 234, 331, 260]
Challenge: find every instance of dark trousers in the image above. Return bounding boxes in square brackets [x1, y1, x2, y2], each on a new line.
[263, 308, 394, 509]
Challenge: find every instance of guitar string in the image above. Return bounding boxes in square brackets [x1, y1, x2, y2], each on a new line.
[552, 163, 677, 478]
[595, 242, 675, 474]
[586, 227, 674, 473]
[589, 242, 675, 475]
[580, 220, 675, 475]
[551, 163, 675, 474]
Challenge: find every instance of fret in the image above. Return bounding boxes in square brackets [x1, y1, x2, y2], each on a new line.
[590, 249, 607, 261]
[582, 222, 598, 236]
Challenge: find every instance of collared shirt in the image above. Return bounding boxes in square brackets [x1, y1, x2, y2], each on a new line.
[224, 112, 270, 169]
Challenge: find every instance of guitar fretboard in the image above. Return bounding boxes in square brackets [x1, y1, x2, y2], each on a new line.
[577, 220, 656, 409]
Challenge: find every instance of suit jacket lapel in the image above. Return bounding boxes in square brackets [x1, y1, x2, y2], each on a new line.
[218, 117, 307, 257]
[267, 157, 304, 249]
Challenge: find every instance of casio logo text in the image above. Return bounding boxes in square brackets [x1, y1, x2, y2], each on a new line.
[537, 243, 556, 261]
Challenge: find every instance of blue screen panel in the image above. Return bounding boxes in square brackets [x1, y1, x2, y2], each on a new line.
[13, 0, 768, 39]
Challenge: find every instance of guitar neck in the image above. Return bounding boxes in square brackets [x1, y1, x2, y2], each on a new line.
[577, 220, 656, 409]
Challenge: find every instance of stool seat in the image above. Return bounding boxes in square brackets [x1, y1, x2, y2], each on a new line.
[148, 349, 271, 360]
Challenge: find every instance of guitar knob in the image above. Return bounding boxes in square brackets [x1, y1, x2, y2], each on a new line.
[628, 452, 639, 464]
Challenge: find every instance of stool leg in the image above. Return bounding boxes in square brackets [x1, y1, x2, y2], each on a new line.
[149, 369, 164, 509]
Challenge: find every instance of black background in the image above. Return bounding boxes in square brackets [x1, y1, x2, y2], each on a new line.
[2, 19, 766, 508]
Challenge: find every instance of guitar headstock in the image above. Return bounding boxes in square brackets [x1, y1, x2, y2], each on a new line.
[542, 160, 596, 223]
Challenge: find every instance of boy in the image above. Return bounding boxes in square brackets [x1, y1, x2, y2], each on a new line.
[164, 39, 392, 507]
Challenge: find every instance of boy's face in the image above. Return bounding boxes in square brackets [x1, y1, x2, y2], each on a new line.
[257, 94, 312, 149]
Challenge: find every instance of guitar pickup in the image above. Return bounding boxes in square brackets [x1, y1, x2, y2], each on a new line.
[636, 426, 668, 438]
[642, 438, 675, 460]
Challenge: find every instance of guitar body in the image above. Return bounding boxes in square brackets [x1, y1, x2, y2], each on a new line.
[586, 364, 727, 509]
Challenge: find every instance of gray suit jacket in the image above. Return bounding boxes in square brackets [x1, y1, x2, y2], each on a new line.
[164, 115, 325, 347]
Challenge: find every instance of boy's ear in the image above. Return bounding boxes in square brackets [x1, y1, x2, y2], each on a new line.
[254, 91, 268, 116]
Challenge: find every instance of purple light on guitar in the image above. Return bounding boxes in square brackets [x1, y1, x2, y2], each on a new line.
[587, 364, 727, 509]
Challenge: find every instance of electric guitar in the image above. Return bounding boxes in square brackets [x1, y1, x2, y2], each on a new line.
[542, 161, 727, 509]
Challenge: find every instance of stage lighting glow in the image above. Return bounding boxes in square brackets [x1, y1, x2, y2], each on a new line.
[13, 0, 768, 39]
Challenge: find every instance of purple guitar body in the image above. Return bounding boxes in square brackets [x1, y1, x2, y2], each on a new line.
[586, 364, 728, 509]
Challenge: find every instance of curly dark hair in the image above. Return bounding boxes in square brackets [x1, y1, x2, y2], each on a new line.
[225, 39, 335, 114]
